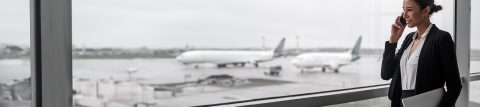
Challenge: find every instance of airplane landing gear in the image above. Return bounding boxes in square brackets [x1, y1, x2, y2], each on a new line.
[217, 64, 227, 68]
[334, 69, 339, 73]
[322, 68, 326, 72]
[232, 63, 246, 67]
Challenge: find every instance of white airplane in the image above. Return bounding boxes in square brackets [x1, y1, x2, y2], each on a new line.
[291, 36, 362, 73]
[176, 38, 286, 68]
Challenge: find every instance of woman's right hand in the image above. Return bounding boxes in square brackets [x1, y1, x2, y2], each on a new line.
[390, 15, 406, 43]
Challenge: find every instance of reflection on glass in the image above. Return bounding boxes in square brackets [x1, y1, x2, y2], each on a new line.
[472, 0, 480, 74]
[0, 0, 31, 107]
[471, 1, 480, 106]
[72, 0, 453, 106]
[471, 81, 480, 106]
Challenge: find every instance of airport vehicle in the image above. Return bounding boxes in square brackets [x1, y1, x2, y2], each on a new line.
[176, 38, 285, 68]
[291, 36, 362, 73]
[203, 74, 249, 87]
[264, 65, 282, 76]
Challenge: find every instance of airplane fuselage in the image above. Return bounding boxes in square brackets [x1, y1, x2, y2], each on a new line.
[176, 50, 274, 65]
[291, 36, 362, 73]
[291, 52, 353, 69]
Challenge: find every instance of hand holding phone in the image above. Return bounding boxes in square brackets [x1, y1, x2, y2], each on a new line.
[390, 14, 406, 43]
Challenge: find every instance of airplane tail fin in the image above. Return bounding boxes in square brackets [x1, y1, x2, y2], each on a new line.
[273, 37, 286, 57]
[350, 36, 362, 61]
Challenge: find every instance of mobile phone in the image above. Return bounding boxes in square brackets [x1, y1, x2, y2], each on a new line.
[400, 16, 406, 26]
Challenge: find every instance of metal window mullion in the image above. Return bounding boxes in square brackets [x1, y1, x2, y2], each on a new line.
[30, 0, 42, 106]
[454, 0, 470, 107]
[31, 0, 72, 107]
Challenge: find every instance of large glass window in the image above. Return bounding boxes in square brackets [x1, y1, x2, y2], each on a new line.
[471, 0, 480, 106]
[71, 0, 453, 106]
[471, 81, 480, 106]
[0, 0, 31, 107]
[472, 0, 480, 74]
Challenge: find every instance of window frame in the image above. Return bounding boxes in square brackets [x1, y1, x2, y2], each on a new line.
[453, 0, 471, 106]
[31, 0, 72, 107]
[30, 0, 472, 107]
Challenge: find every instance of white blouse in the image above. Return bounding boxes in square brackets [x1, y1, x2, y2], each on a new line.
[399, 24, 433, 90]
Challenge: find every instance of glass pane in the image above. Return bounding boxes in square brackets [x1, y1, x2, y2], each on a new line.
[472, 0, 480, 74]
[324, 97, 389, 107]
[471, 81, 480, 106]
[72, 0, 453, 106]
[471, 0, 480, 106]
[0, 0, 31, 107]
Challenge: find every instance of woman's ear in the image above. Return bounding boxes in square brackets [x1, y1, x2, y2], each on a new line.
[423, 6, 431, 16]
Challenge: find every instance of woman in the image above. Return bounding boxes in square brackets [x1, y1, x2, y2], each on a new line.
[381, 0, 462, 107]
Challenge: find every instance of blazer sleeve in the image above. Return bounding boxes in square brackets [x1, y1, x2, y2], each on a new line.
[438, 34, 463, 107]
[381, 33, 413, 80]
[381, 41, 398, 80]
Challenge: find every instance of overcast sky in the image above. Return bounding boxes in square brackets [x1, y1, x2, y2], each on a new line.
[1, 0, 478, 49]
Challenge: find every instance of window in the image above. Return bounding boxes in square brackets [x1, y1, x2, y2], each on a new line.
[471, 0, 480, 105]
[471, 81, 480, 106]
[0, 0, 31, 107]
[471, 0, 480, 74]
[71, 0, 454, 106]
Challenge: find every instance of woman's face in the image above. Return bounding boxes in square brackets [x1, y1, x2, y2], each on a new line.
[403, 0, 430, 28]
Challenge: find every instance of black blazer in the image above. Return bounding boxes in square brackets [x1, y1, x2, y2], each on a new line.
[381, 24, 462, 107]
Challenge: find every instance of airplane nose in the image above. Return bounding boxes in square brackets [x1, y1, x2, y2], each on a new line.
[176, 55, 185, 62]
[291, 58, 299, 65]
